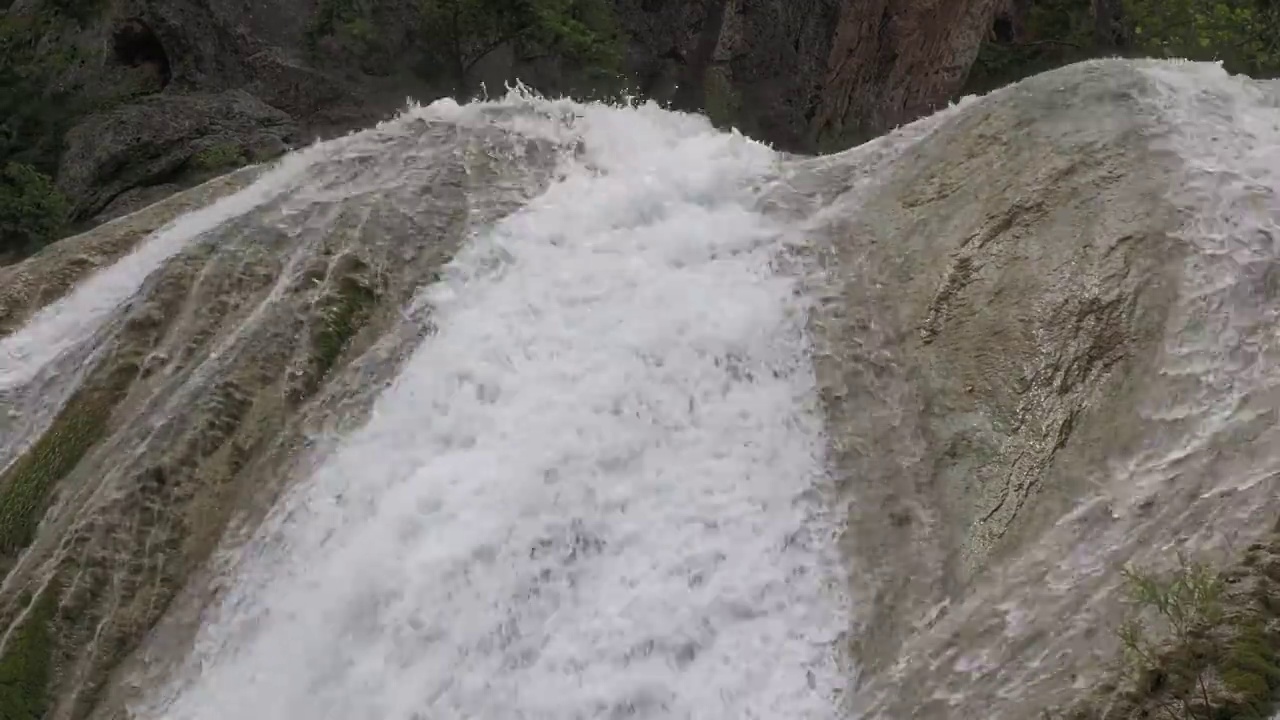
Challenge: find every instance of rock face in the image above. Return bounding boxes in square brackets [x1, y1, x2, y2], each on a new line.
[813, 0, 1002, 146]
[614, 0, 1004, 150]
[614, 0, 844, 149]
[57, 90, 296, 218]
[7, 0, 1009, 232]
[789, 59, 1280, 718]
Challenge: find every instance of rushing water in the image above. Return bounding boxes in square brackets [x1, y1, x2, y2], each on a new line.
[126, 96, 852, 719]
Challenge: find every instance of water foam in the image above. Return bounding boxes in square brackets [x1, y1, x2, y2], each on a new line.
[138, 95, 849, 720]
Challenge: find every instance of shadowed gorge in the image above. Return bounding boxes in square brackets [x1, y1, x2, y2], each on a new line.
[0, 59, 1279, 720]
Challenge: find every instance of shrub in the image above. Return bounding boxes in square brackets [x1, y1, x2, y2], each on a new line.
[0, 162, 70, 257]
[1089, 548, 1280, 720]
[1116, 553, 1226, 719]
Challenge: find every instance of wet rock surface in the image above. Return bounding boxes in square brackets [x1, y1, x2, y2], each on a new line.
[793, 59, 1280, 718]
[0, 114, 571, 720]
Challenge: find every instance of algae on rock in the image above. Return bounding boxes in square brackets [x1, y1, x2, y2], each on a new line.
[0, 362, 133, 565]
[0, 117, 566, 720]
[0, 584, 59, 720]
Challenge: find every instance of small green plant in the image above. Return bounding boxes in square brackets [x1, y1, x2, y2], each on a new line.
[1123, 0, 1280, 77]
[189, 144, 249, 173]
[1117, 552, 1226, 719]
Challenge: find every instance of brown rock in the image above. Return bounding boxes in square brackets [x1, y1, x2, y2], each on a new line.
[56, 90, 297, 219]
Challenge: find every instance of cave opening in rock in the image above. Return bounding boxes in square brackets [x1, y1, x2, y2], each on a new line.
[992, 15, 1015, 43]
[112, 19, 172, 88]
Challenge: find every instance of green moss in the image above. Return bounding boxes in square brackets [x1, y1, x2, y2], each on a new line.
[189, 144, 249, 173]
[0, 584, 58, 720]
[311, 273, 379, 379]
[0, 364, 134, 566]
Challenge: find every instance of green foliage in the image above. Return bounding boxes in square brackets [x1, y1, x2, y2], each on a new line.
[417, 0, 622, 94]
[965, 0, 1097, 94]
[0, 586, 58, 720]
[964, 0, 1280, 96]
[0, 11, 88, 258]
[305, 0, 392, 73]
[1116, 553, 1226, 719]
[1056, 547, 1280, 720]
[0, 14, 79, 176]
[0, 162, 70, 257]
[1124, 0, 1280, 76]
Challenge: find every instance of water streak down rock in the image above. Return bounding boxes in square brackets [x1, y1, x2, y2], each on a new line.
[0, 59, 1278, 720]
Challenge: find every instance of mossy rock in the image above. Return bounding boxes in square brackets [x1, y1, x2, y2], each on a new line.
[312, 271, 379, 377]
[189, 144, 249, 173]
[286, 254, 382, 404]
[0, 361, 135, 571]
[0, 583, 58, 720]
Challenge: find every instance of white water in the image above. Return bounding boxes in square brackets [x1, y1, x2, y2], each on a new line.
[137, 97, 849, 719]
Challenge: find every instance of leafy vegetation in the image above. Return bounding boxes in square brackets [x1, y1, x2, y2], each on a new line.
[0, 585, 59, 720]
[0, 12, 85, 258]
[1050, 541, 1280, 719]
[0, 162, 70, 258]
[965, 0, 1280, 95]
[1116, 554, 1231, 719]
[1125, 0, 1280, 76]
[417, 0, 622, 96]
[304, 0, 393, 74]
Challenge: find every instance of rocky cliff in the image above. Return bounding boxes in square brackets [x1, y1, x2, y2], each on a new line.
[4, 58, 1278, 720]
[2, 0, 1011, 237]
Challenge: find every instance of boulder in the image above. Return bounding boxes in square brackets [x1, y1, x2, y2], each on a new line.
[57, 90, 297, 219]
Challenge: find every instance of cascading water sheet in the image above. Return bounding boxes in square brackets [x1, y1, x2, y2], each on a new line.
[137, 96, 851, 720]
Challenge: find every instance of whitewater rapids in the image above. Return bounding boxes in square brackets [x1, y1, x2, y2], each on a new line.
[128, 96, 853, 719]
